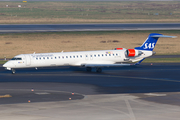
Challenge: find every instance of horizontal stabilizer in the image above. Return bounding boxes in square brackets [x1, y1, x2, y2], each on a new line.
[151, 35, 177, 38]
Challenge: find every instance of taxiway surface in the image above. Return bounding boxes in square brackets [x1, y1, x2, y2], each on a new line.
[0, 63, 180, 120]
[1, 63, 180, 94]
[1, 23, 180, 33]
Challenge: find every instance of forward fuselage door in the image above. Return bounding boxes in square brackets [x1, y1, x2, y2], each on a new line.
[25, 55, 31, 66]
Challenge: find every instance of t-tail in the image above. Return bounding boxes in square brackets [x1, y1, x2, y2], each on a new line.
[135, 33, 176, 51]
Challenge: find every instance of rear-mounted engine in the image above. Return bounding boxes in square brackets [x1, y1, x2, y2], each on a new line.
[125, 49, 143, 57]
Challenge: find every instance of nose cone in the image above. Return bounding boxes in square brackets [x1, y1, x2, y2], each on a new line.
[3, 62, 15, 68]
[3, 62, 7, 67]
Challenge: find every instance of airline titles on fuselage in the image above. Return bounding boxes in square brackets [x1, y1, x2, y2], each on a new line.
[31, 54, 54, 58]
[30, 51, 117, 60]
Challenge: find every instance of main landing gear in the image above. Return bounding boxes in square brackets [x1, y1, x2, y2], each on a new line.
[11, 69, 16, 74]
[86, 67, 102, 73]
[96, 68, 102, 73]
[86, 67, 92, 72]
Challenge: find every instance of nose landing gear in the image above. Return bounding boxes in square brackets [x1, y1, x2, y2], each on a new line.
[11, 69, 16, 74]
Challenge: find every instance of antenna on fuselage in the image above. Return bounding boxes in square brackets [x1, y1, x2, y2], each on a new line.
[61, 51, 63, 53]
[33, 52, 36, 54]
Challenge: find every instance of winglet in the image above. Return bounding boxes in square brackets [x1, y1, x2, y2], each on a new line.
[134, 58, 145, 65]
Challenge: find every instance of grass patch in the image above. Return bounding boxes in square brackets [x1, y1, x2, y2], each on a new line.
[143, 58, 180, 63]
[0, 30, 179, 58]
[0, 1, 180, 24]
[0, 61, 7, 64]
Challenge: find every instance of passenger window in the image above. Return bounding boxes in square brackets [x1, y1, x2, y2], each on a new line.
[102, 54, 103, 57]
[47, 57, 49, 59]
[36, 58, 38, 60]
[59, 56, 60, 59]
[43, 57, 45, 59]
[77, 55, 78, 58]
[105, 54, 107, 56]
[94, 55, 96, 57]
[116, 53, 118, 56]
[70, 56, 72, 58]
[113, 54, 114, 56]
[51, 57, 53, 59]
[80, 55, 82, 58]
[39, 57, 41, 60]
[98, 54, 100, 57]
[62, 56, 64, 59]
[86, 55, 88, 57]
[55, 57, 57, 59]
[109, 54, 111, 56]
[66, 56, 68, 58]
[73, 56, 75, 58]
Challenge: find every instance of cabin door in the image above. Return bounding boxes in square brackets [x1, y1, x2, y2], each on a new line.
[25, 55, 31, 66]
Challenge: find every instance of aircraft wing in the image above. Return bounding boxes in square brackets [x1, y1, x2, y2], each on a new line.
[82, 58, 145, 67]
[82, 63, 131, 67]
[134, 58, 145, 65]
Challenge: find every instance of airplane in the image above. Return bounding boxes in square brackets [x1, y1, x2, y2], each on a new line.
[3, 33, 176, 74]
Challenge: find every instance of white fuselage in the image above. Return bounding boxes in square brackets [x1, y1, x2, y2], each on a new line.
[3, 48, 153, 70]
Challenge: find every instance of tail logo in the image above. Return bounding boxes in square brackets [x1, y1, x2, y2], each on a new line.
[144, 43, 155, 49]
[135, 33, 176, 51]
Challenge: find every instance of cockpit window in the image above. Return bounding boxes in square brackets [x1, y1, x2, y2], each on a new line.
[11, 57, 22, 60]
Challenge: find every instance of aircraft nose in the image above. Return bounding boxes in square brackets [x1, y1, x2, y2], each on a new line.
[3, 63, 7, 67]
[3, 62, 15, 68]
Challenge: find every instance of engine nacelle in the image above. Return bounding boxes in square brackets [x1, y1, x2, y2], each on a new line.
[125, 49, 143, 57]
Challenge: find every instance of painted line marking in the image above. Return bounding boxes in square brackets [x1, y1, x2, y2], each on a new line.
[0, 94, 12, 98]
[125, 99, 136, 120]
[144, 93, 167, 96]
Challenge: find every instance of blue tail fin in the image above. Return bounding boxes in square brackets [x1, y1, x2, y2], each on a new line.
[135, 33, 176, 51]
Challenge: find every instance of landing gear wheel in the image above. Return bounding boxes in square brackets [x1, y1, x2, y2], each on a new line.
[96, 68, 102, 73]
[86, 67, 92, 72]
[11, 69, 16, 74]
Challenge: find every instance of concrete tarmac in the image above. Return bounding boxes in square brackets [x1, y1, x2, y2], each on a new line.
[0, 63, 180, 120]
